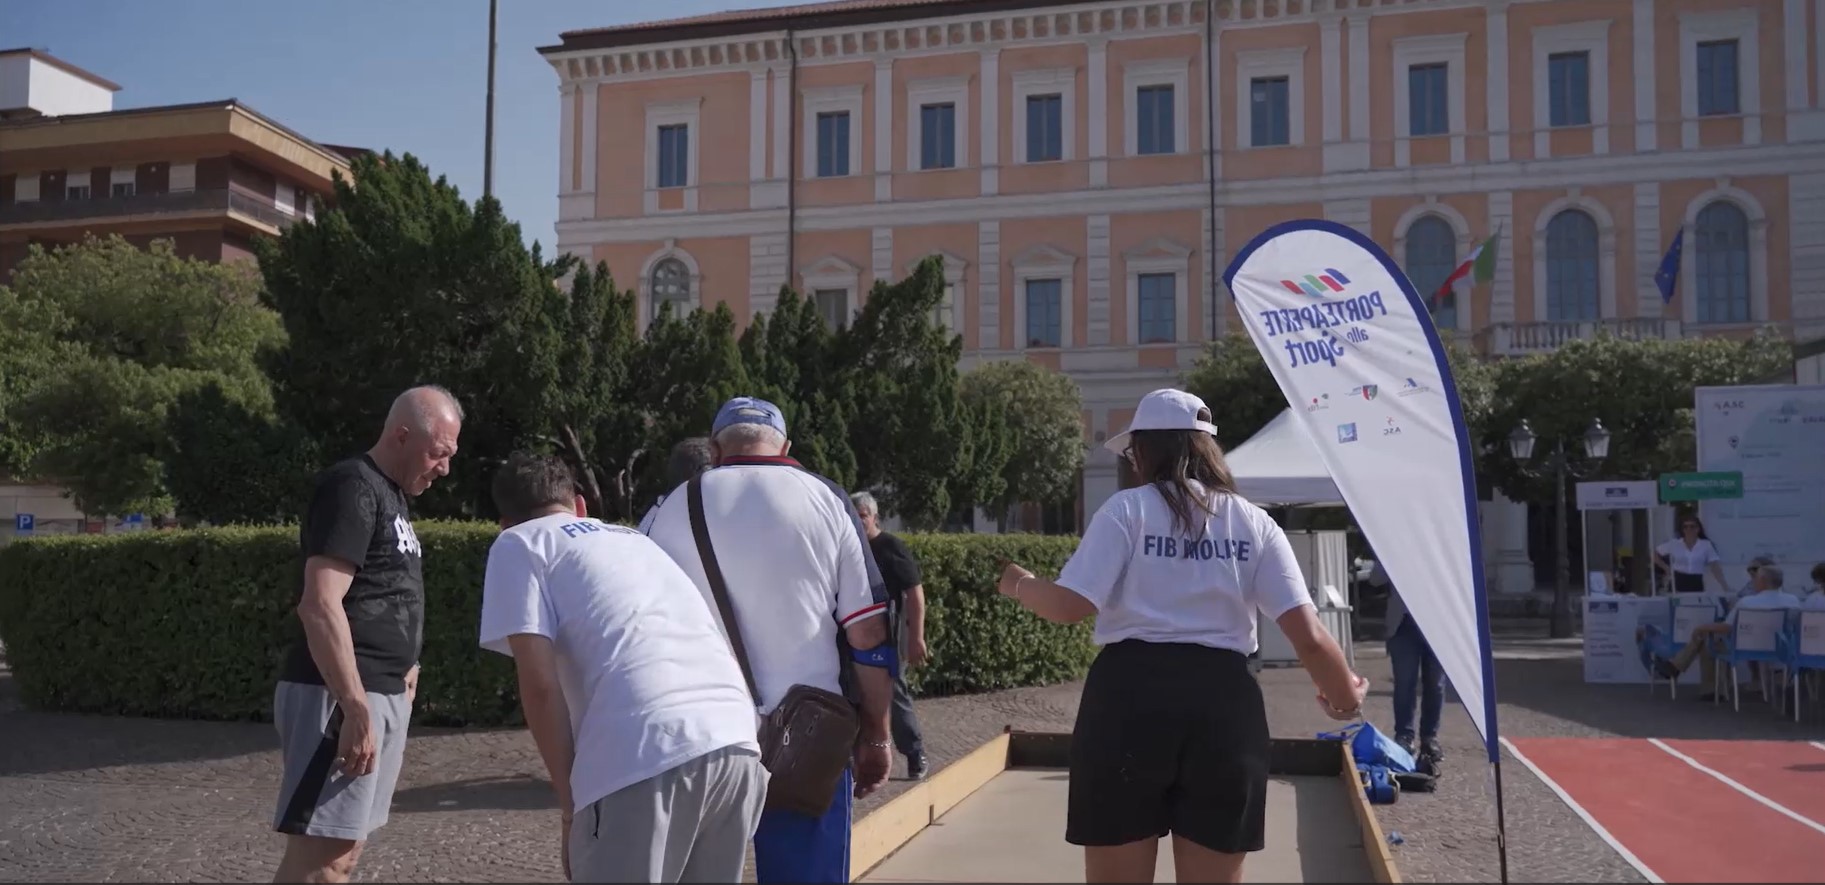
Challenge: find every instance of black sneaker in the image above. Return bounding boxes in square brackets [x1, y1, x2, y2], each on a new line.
[1420, 738, 1445, 763]
[1395, 734, 1417, 759]
[1652, 658, 1680, 681]
[906, 753, 928, 781]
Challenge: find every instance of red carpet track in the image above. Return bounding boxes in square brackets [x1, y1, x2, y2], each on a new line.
[1507, 737, 1825, 883]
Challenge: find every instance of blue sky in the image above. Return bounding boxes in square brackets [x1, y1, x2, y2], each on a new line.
[2, 0, 803, 253]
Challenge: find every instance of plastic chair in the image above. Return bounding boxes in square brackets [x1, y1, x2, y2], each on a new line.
[1714, 608, 1791, 713]
[1783, 609, 1825, 723]
[1642, 598, 1720, 699]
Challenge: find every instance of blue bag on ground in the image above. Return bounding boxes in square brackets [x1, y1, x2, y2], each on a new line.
[1317, 721, 1417, 774]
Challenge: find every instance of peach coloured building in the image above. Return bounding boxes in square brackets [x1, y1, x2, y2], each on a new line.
[541, 0, 1825, 595]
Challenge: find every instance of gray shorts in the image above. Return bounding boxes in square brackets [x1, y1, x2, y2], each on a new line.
[570, 744, 768, 883]
[271, 681, 411, 842]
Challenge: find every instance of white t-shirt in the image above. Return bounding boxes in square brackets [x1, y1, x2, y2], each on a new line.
[646, 457, 888, 714]
[478, 514, 760, 813]
[1800, 590, 1825, 611]
[1724, 589, 1801, 626]
[1656, 538, 1720, 574]
[636, 494, 665, 534]
[1056, 482, 1314, 654]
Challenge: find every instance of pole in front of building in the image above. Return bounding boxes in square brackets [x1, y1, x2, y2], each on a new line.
[484, 0, 499, 200]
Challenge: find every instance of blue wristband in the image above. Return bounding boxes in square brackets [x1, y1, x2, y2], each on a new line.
[851, 643, 900, 679]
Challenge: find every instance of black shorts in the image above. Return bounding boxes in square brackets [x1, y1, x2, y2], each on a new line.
[1066, 639, 1270, 854]
[1672, 571, 1706, 593]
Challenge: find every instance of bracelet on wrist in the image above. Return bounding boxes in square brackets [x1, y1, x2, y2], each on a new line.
[861, 738, 891, 749]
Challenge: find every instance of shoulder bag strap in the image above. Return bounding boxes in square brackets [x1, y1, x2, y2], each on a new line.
[687, 474, 761, 703]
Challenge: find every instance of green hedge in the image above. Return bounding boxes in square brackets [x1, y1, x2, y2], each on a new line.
[0, 525, 1087, 725]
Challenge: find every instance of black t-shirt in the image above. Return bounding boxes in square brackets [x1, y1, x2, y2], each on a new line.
[869, 531, 922, 608]
[279, 454, 425, 696]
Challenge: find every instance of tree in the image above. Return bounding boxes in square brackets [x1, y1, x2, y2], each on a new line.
[622, 300, 753, 511]
[836, 259, 973, 529]
[165, 383, 320, 525]
[1476, 331, 1792, 636]
[1181, 333, 1285, 451]
[540, 259, 641, 521]
[257, 151, 566, 519]
[958, 360, 1084, 520]
[0, 235, 283, 516]
[740, 287, 857, 489]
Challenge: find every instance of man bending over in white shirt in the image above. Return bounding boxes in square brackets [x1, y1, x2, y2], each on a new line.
[479, 452, 766, 883]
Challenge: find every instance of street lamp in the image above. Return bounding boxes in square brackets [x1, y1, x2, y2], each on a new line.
[1508, 418, 1611, 639]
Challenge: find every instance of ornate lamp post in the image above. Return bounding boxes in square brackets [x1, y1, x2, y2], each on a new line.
[1507, 419, 1611, 639]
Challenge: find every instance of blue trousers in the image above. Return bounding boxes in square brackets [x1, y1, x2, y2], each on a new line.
[754, 768, 852, 884]
[1386, 616, 1444, 742]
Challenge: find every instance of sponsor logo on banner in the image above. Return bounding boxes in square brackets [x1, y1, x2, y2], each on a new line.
[1712, 399, 1745, 411]
[1255, 266, 1390, 370]
[1280, 268, 1351, 298]
[1353, 384, 1379, 401]
[1305, 393, 1331, 412]
[1337, 422, 1359, 443]
[1398, 377, 1431, 397]
[1383, 417, 1403, 437]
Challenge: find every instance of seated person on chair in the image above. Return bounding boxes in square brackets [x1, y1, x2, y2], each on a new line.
[1645, 565, 1800, 699]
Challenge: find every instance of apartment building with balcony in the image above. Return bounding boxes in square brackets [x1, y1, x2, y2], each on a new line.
[0, 48, 353, 281]
[541, 0, 1825, 594]
[0, 48, 354, 536]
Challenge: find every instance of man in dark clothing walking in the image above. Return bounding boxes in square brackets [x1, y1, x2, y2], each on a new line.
[850, 491, 928, 780]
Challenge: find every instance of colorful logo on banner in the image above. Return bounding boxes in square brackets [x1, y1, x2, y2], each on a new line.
[1257, 266, 1392, 371]
[1280, 268, 1350, 297]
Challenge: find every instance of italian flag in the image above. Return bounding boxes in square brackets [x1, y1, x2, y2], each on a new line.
[1434, 226, 1501, 308]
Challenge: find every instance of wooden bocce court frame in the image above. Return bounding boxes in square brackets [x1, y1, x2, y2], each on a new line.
[847, 728, 1401, 883]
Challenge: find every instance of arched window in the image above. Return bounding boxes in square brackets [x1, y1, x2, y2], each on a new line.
[1693, 201, 1750, 324]
[1404, 216, 1459, 330]
[1544, 209, 1600, 322]
[649, 257, 691, 320]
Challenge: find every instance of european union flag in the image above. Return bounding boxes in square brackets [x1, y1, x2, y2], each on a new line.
[1654, 228, 1684, 304]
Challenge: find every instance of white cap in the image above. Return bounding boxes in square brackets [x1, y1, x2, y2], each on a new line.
[1104, 388, 1220, 454]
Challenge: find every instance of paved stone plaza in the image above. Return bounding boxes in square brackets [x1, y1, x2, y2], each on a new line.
[1, 631, 1817, 883]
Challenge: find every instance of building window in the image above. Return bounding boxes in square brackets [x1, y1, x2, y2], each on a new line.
[1693, 201, 1751, 324]
[66, 184, 91, 200]
[1544, 209, 1601, 322]
[657, 124, 689, 189]
[111, 182, 136, 199]
[815, 111, 851, 178]
[1696, 39, 1740, 116]
[1026, 94, 1063, 162]
[1408, 63, 1450, 136]
[1025, 279, 1062, 348]
[1548, 51, 1591, 127]
[1249, 77, 1291, 147]
[1136, 85, 1176, 155]
[1404, 216, 1459, 331]
[815, 288, 851, 330]
[1137, 273, 1176, 344]
[649, 257, 692, 320]
[920, 103, 957, 170]
[934, 282, 956, 330]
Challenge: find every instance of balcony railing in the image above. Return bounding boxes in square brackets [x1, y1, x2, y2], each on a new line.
[0, 187, 298, 230]
[1473, 318, 1684, 356]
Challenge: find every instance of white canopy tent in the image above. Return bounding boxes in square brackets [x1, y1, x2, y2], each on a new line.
[1225, 408, 1344, 506]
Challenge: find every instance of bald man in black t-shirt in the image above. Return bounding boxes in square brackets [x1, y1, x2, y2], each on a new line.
[271, 386, 463, 884]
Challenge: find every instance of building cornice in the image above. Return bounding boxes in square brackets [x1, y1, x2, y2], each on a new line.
[542, 0, 1514, 87]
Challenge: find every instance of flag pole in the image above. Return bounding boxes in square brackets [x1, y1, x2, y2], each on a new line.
[1494, 751, 1512, 883]
[483, 0, 499, 200]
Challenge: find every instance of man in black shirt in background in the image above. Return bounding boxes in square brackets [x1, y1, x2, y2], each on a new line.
[271, 385, 464, 884]
[850, 491, 929, 780]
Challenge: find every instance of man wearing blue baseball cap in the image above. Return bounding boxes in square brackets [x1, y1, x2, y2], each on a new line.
[645, 396, 897, 884]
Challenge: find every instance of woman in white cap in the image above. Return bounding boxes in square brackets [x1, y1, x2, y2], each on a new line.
[996, 388, 1367, 885]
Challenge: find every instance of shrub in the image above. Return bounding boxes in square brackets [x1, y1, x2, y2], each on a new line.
[0, 525, 1088, 725]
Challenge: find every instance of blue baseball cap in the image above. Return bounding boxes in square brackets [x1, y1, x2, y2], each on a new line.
[712, 396, 788, 437]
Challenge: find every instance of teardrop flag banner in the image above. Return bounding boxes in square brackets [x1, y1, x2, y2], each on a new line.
[1222, 219, 1500, 765]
